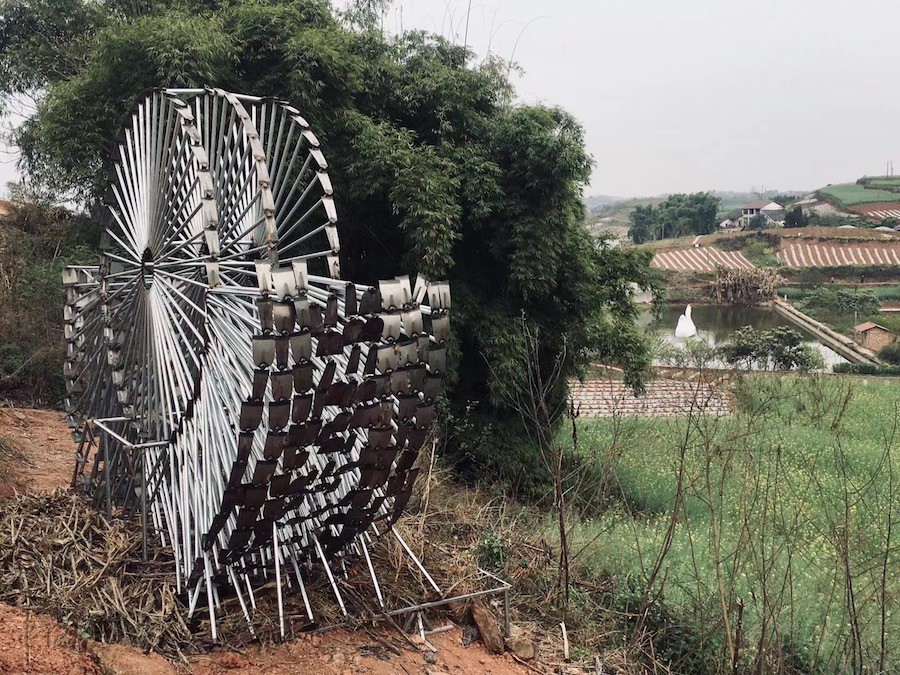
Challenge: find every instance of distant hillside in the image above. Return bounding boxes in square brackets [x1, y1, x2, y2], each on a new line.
[586, 189, 810, 216]
[818, 181, 900, 206]
[815, 176, 900, 221]
[584, 189, 813, 241]
[586, 196, 667, 237]
[711, 189, 809, 203]
[585, 194, 628, 209]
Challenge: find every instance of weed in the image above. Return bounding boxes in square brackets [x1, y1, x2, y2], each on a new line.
[564, 377, 900, 672]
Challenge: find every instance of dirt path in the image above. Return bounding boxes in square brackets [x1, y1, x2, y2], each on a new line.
[0, 407, 75, 494]
[0, 407, 535, 675]
[187, 629, 528, 675]
[0, 603, 101, 675]
[0, 603, 529, 675]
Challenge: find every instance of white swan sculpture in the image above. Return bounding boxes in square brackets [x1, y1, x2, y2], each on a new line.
[675, 304, 698, 338]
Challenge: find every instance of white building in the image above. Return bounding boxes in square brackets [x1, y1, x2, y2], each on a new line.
[739, 200, 785, 228]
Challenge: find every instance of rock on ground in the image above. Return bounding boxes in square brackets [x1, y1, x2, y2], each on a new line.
[471, 600, 505, 655]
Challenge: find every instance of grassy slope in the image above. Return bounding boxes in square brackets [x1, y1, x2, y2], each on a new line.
[565, 377, 900, 673]
[588, 197, 665, 228]
[780, 285, 900, 303]
[818, 183, 900, 206]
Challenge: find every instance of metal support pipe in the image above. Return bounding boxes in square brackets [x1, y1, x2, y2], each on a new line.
[312, 581, 513, 635]
[90, 420, 132, 448]
[359, 535, 385, 608]
[503, 588, 511, 637]
[141, 451, 148, 561]
[104, 435, 113, 518]
[314, 536, 347, 616]
[391, 527, 442, 596]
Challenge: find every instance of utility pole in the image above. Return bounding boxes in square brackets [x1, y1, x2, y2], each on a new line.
[463, 0, 472, 50]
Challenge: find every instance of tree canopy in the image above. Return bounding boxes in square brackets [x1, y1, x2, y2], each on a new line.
[747, 212, 770, 230]
[628, 192, 721, 243]
[626, 204, 655, 245]
[0, 0, 657, 490]
[720, 326, 823, 371]
[783, 206, 809, 228]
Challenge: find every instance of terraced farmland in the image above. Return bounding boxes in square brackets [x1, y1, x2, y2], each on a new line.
[570, 379, 732, 417]
[650, 247, 754, 271]
[778, 240, 900, 267]
[865, 207, 900, 220]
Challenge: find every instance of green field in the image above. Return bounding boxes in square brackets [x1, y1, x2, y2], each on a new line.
[858, 176, 900, 191]
[779, 284, 900, 303]
[818, 183, 900, 206]
[565, 377, 900, 672]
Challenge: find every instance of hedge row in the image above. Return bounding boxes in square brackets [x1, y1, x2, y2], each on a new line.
[833, 363, 900, 376]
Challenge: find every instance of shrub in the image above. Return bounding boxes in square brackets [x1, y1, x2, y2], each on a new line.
[800, 286, 881, 318]
[833, 363, 900, 376]
[741, 237, 781, 267]
[784, 206, 809, 228]
[719, 326, 823, 371]
[746, 212, 770, 230]
[784, 265, 900, 285]
[878, 341, 900, 365]
[0, 202, 98, 404]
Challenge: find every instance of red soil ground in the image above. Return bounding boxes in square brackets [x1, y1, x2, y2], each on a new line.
[776, 226, 900, 240]
[0, 408, 534, 675]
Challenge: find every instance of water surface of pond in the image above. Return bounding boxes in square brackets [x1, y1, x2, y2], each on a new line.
[638, 304, 847, 369]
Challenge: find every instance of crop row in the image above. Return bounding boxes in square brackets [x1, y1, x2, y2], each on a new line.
[570, 379, 732, 416]
[865, 208, 900, 220]
[651, 247, 754, 272]
[778, 242, 900, 267]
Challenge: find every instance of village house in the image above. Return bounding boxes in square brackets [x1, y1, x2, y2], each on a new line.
[718, 208, 742, 230]
[739, 200, 785, 228]
[854, 321, 895, 351]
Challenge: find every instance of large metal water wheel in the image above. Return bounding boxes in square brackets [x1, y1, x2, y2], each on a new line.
[63, 88, 451, 637]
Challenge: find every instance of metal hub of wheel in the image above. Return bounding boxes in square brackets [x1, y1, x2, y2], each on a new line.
[63, 88, 451, 636]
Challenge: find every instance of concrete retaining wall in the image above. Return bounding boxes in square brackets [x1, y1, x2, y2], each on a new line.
[773, 299, 880, 365]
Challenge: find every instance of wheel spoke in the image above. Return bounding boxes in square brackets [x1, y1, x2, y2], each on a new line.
[65, 88, 450, 637]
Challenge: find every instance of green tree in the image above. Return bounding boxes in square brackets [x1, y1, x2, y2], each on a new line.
[784, 206, 808, 228]
[879, 341, 900, 365]
[655, 192, 721, 238]
[720, 326, 822, 371]
[628, 204, 655, 244]
[747, 212, 770, 230]
[801, 287, 881, 318]
[0, 0, 657, 491]
[770, 194, 800, 206]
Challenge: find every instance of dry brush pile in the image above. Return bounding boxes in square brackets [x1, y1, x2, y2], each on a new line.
[0, 492, 193, 658]
[0, 468, 521, 661]
[0, 463, 657, 672]
[709, 267, 782, 305]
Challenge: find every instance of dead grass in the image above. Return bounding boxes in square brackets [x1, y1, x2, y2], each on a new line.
[0, 492, 193, 658]
[0, 435, 26, 496]
[0, 456, 669, 673]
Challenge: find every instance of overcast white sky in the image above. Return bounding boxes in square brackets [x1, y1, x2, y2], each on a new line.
[385, 0, 900, 197]
[2, 0, 898, 199]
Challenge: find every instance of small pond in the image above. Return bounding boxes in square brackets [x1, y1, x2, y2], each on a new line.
[638, 304, 848, 370]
